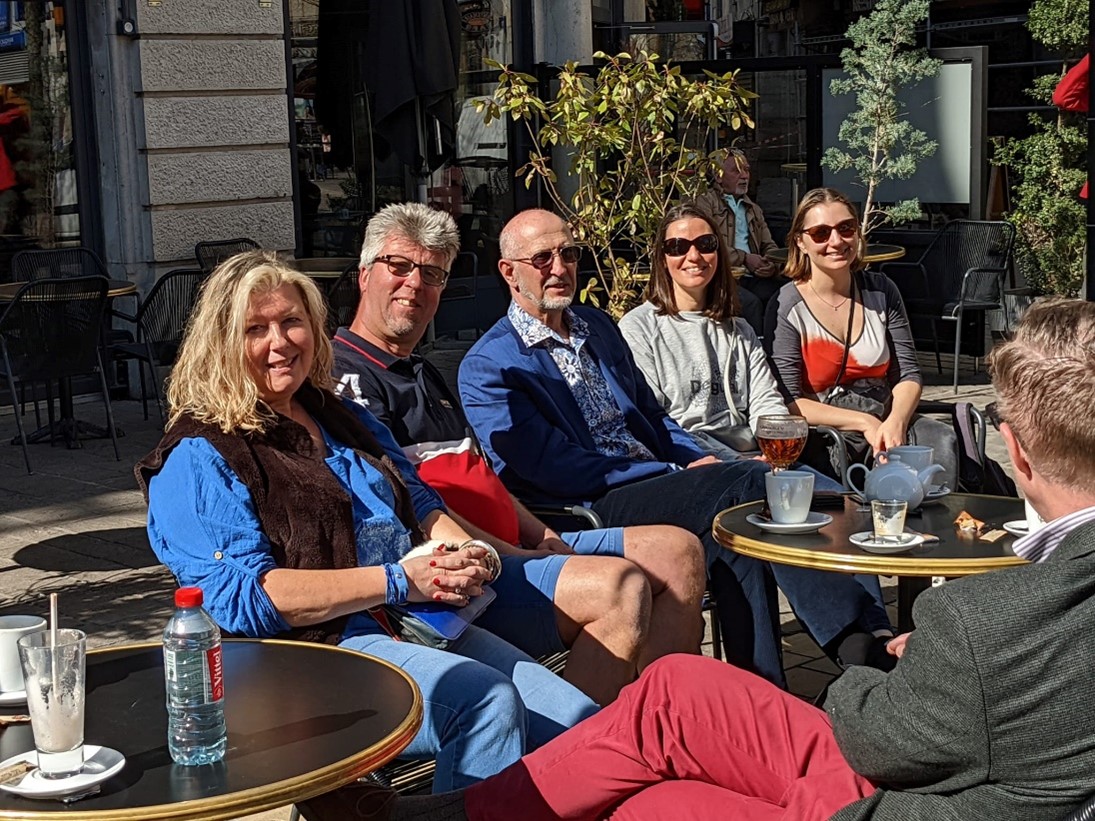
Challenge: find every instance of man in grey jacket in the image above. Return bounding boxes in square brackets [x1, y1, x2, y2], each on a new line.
[354, 297, 1095, 821]
[696, 150, 787, 329]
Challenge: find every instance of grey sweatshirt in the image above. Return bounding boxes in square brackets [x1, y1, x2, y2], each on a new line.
[618, 302, 789, 458]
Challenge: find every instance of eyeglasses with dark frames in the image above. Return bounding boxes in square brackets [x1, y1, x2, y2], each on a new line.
[800, 219, 858, 244]
[663, 234, 720, 257]
[511, 246, 583, 269]
[374, 255, 449, 288]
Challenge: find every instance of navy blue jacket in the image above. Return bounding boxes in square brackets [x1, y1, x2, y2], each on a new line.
[458, 306, 707, 506]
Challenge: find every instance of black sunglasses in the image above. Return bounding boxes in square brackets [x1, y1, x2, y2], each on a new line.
[664, 234, 719, 257]
[800, 219, 858, 244]
[512, 246, 583, 269]
[374, 255, 449, 288]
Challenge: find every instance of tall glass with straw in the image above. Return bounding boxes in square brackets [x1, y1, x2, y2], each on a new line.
[17, 594, 86, 778]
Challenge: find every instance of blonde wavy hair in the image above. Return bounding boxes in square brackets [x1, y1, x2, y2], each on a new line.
[166, 251, 333, 433]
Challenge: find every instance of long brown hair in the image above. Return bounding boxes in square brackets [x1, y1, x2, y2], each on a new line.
[784, 188, 866, 282]
[647, 202, 739, 321]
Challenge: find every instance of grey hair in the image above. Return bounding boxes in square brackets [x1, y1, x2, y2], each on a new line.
[359, 202, 461, 269]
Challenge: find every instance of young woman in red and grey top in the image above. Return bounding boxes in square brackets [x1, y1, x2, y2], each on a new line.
[764, 188, 956, 487]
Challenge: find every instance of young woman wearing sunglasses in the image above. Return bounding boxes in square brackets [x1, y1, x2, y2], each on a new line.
[618, 202, 790, 460]
[764, 188, 957, 487]
[620, 202, 896, 669]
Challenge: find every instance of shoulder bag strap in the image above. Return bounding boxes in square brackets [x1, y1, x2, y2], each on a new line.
[831, 275, 857, 390]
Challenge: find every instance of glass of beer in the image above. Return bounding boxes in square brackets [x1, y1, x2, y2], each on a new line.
[755, 415, 809, 472]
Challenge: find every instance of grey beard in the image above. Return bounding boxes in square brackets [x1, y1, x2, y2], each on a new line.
[520, 281, 573, 312]
[384, 313, 420, 338]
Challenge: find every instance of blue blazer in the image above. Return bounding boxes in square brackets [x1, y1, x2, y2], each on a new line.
[458, 306, 707, 506]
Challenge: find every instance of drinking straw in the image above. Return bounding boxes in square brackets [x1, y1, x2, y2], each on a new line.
[49, 593, 58, 695]
[49, 593, 57, 651]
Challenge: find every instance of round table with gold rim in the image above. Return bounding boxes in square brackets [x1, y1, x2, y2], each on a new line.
[765, 244, 907, 266]
[0, 280, 137, 302]
[714, 493, 1027, 631]
[291, 257, 359, 280]
[0, 639, 422, 820]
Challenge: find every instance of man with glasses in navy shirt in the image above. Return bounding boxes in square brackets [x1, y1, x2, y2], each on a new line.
[331, 202, 708, 706]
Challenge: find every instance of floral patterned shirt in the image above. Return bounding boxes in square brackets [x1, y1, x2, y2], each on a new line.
[507, 302, 656, 462]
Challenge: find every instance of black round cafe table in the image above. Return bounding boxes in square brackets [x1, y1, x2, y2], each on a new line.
[0, 639, 422, 820]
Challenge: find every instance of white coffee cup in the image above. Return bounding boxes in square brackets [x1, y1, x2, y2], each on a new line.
[1024, 499, 1046, 535]
[0, 615, 47, 693]
[765, 470, 815, 524]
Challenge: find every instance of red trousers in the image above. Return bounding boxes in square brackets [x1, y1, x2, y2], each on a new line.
[466, 655, 876, 820]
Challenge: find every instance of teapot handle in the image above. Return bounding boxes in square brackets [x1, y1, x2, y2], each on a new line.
[845, 463, 869, 496]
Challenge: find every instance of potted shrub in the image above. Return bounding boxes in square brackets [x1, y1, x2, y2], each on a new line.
[993, 0, 1087, 301]
[477, 51, 755, 319]
[821, 0, 941, 236]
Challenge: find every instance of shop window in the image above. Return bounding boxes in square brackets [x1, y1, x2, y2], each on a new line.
[0, 1, 79, 270]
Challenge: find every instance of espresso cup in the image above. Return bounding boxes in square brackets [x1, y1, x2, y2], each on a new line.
[765, 470, 814, 524]
[1024, 499, 1046, 535]
[0, 615, 47, 693]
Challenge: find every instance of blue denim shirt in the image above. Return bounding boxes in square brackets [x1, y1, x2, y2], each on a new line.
[146, 401, 444, 640]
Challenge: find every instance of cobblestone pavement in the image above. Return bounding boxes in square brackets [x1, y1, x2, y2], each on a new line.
[0, 349, 1011, 818]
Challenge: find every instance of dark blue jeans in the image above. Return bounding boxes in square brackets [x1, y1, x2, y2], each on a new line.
[590, 461, 890, 688]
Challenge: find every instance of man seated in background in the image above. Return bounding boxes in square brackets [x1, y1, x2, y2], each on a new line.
[332, 202, 706, 706]
[696, 149, 786, 327]
[458, 208, 896, 688]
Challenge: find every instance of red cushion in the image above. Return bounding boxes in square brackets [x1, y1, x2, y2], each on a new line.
[415, 449, 520, 545]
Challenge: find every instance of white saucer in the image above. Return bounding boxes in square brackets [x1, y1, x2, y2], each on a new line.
[849, 531, 925, 554]
[746, 511, 833, 535]
[0, 689, 26, 706]
[1003, 520, 1029, 537]
[921, 485, 952, 504]
[0, 745, 125, 799]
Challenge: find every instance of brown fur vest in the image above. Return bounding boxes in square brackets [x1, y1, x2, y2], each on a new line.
[136, 381, 425, 644]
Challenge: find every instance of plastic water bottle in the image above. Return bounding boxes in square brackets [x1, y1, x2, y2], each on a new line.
[163, 587, 227, 765]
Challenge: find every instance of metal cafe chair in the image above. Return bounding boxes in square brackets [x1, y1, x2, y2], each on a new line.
[9, 247, 133, 423]
[880, 220, 1016, 392]
[194, 238, 260, 274]
[0, 276, 120, 473]
[110, 269, 205, 424]
[11, 247, 110, 283]
[322, 262, 361, 337]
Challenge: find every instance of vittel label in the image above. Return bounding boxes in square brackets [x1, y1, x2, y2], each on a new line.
[207, 646, 224, 701]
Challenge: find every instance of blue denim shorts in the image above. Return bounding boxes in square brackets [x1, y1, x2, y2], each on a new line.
[475, 527, 625, 658]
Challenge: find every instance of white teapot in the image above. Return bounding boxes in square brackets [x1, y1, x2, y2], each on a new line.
[845, 453, 945, 509]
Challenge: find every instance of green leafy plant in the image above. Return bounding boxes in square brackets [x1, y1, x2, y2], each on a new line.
[822, 0, 941, 235]
[477, 51, 756, 319]
[993, 0, 1087, 297]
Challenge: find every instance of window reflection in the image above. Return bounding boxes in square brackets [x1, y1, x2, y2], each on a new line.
[0, 1, 78, 264]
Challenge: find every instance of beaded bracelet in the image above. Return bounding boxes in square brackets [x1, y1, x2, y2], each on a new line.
[383, 562, 410, 605]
